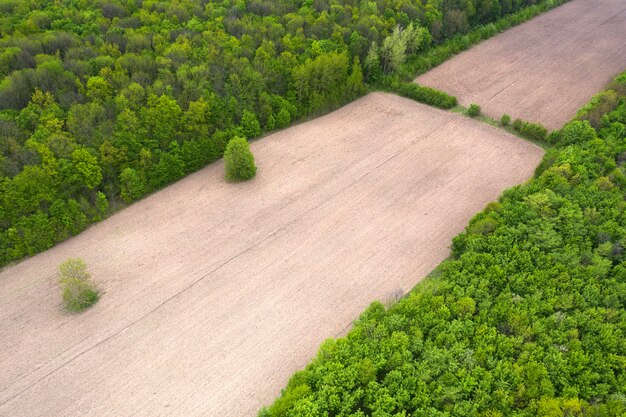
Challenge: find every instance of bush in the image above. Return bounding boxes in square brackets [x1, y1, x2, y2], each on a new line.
[513, 118, 549, 142]
[467, 103, 481, 117]
[520, 122, 548, 142]
[58, 258, 99, 312]
[224, 136, 257, 182]
[388, 81, 457, 109]
[500, 114, 511, 126]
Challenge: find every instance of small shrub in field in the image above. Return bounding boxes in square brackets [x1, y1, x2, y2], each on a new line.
[58, 258, 98, 312]
[500, 114, 511, 126]
[467, 104, 481, 117]
[512, 118, 524, 132]
[224, 136, 257, 181]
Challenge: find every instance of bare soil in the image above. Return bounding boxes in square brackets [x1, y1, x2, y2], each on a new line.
[415, 0, 626, 130]
[0, 93, 542, 417]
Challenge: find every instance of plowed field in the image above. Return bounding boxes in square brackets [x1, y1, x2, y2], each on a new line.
[0, 93, 542, 417]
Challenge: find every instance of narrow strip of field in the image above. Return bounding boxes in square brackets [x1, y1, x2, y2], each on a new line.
[415, 0, 626, 130]
[0, 93, 542, 417]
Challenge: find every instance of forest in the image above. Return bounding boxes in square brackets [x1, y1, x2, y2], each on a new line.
[0, 0, 568, 265]
[261, 73, 626, 416]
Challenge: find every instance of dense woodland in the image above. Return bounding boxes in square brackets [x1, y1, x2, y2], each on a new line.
[0, 0, 566, 265]
[261, 74, 626, 416]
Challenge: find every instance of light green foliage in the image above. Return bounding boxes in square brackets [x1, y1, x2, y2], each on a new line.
[118, 168, 145, 203]
[141, 94, 182, 148]
[560, 120, 597, 146]
[224, 136, 256, 182]
[275, 108, 291, 129]
[58, 258, 98, 312]
[364, 42, 382, 83]
[85, 76, 113, 103]
[500, 113, 511, 126]
[71, 148, 102, 190]
[380, 26, 408, 74]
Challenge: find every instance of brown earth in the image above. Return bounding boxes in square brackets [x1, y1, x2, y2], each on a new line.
[415, 0, 626, 130]
[0, 93, 543, 417]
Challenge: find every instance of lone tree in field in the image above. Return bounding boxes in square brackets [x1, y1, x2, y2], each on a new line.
[224, 136, 257, 181]
[58, 258, 99, 312]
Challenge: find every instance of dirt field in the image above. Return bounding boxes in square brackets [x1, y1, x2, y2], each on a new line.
[0, 93, 542, 417]
[415, 0, 626, 130]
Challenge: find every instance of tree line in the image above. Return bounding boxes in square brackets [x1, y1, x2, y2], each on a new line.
[260, 73, 626, 417]
[0, 0, 569, 264]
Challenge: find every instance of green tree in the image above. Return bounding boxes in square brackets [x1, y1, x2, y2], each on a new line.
[140, 94, 182, 149]
[224, 136, 257, 182]
[58, 258, 99, 312]
[346, 57, 365, 99]
[241, 110, 261, 139]
[118, 167, 145, 203]
[71, 148, 102, 190]
[85, 75, 113, 103]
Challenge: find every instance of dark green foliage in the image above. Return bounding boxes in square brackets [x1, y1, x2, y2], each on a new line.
[467, 103, 481, 117]
[387, 81, 457, 109]
[0, 0, 573, 265]
[513, 119, 549, 142]
[261, 82, 626, 417]
[58, 258, 98, 312]
[500, 113, 511, 126]
[224, 137, 257, 182]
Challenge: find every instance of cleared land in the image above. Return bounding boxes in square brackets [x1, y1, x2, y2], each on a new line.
[415, 0, 626, 130]
[0, 93, 542, 417]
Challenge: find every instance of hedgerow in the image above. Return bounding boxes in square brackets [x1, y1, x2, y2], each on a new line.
[384, 80, 457, 109]
[513, 119, 549, 143]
